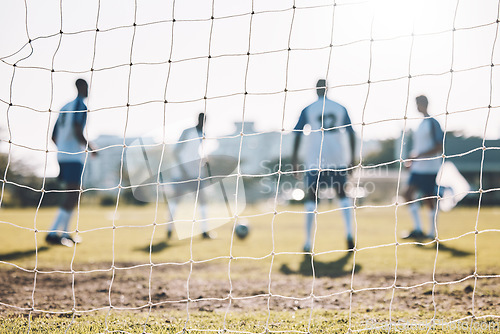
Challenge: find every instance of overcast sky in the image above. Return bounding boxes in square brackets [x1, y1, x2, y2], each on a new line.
[1, 0, 499, 176]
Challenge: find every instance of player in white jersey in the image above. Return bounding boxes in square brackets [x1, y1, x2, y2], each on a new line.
[403, 95, 444, 240]
[292, 79, 356, 252]
[46, 79, 96, 247]
[168, 113, 213, 239]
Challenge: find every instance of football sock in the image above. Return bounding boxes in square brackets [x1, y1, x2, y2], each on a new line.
[199, 203, 208, 233]
[304, 201, 315, 250]
[339, 197, 353, 240]
[48, 208, 72, 235]
[167, 201, 177, 232]
[408, 202, 423, 232]
[61, 209, 73, 233]
[428, 208, 437, 238]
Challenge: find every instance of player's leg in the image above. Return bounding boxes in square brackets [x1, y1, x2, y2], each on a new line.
[165, 189, 176, 240]
[421, 174, 439, 239]
[47, 201, 73, 244]
[167, 180, 190, 239]
[198, 187, 213, 239]
[303, 171, 317, 253]
[402, 174, 424, 239]
[60, 182, 80, 239]
[333, 172, 354, 250]
[46, 162, 82, 246]
[424, 197, 438, 239]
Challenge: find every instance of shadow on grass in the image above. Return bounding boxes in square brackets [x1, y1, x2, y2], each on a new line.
[135, 241, 171, 254]
[280, 252, 362, 278]
[417, 243, 472, 257]
[135, 235, 215, 254]
[0, 246, 49, 262]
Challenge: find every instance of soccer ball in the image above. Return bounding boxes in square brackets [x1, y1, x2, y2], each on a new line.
[235, 222, 249, 240]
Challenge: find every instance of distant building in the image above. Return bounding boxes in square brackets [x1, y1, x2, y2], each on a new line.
[212, 121, 299, 175]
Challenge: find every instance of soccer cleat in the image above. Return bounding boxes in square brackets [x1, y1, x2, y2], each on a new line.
[201, 231, 215, 240]
[62, 234, 81, 244]
[303, 245, 311, 253]
[45, 233, 62, 245]
[167, 229, 172, 240]
[401, 229, 425, 240]
[45, 233, 74, 247]
[60, 237, 75, 248]
[347, 238, 355, 250]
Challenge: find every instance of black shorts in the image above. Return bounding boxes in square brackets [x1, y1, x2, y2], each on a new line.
[408, 172, 437, 196]
[305, 170, 347, 194]
[58, 162, 84, 184]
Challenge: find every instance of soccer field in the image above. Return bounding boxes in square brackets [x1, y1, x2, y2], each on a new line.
[2, 0, 500, 331]
[1, 204, 499, 333]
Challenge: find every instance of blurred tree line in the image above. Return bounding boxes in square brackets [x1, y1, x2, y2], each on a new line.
[0, 153, 146, 208]
[0, 150, 61, 208]
[362, 139, 398, 168]
[0, 152, 144, 208]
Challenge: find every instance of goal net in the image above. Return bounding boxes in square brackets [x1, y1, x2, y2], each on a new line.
[0, 0, 499, 332]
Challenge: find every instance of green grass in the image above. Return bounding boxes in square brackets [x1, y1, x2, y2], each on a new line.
[1, 204, 498, 274]
[1, 204, 499, 333]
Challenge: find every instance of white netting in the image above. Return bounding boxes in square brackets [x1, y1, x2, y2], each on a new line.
[1, 0, 500, 333]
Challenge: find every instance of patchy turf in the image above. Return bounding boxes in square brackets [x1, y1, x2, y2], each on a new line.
[1, 262, 499, 315]
[0, 205, 499, 332]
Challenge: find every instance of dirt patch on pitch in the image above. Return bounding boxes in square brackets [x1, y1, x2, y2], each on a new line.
[0, 260, 498, 316]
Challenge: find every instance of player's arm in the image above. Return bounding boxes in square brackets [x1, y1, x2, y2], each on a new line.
[292, 132, 302, 173]
[73, 112, 97, 155]
[292, 108, 307, 176]
[52, 120, 58, 144]
[415, 143, 442, 159]
[74, 123, 87, 146]
[348, 129, 356, 166]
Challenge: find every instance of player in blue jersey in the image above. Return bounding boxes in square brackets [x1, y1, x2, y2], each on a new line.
[292, 79, 356, 252]
[46, 79, 96, 247]
[403, 95, 444, 240]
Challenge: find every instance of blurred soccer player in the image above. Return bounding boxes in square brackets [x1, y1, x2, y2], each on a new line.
[169, 112, 213, 239]
[403, 95, 444, 240]
[46, 79, 96, 247]
[292, 79, 356, 252]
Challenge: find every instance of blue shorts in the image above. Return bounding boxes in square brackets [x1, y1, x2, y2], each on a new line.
[305, 170, 347, 193]
[58, 162, 84, 184]
[408, 173, 437, 196]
